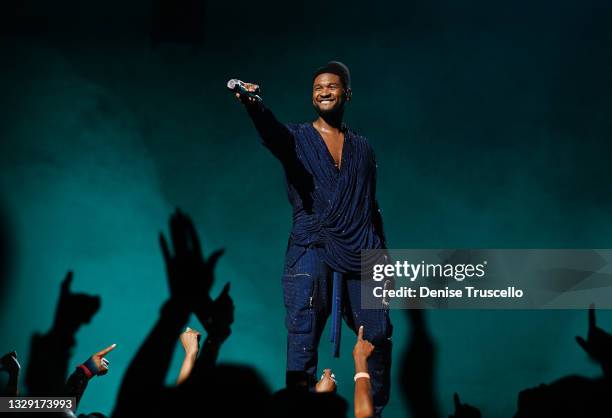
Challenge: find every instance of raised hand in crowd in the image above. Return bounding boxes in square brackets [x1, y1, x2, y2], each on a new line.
[53, 271, 101, 336]
[160, 209, 224, 311]
[81, 344, 117, 378]
[575, 304, 612, 377]
[353, 325, 375, 418]
[113, 209, 225, 417]
[65, 344, 117, 411]
[315, 369, 337, 393]
[192, 282, 234, 371]
[1, 351, 21, 396]
[26, 272, 101, 397]
[449, 393, 481, 418]
[202, 283, 234, 342]
[177, 327, 201, 384]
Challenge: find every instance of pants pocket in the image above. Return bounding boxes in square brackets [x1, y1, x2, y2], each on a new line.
[282, 273, 314, 334]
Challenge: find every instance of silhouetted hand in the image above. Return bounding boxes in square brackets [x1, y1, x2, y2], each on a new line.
[83, 344, 117, 377]
[0, 351, 20, 374]
[353, 326, 375, 373]
[575, 304, 612, 374]
[159, 209, 224, 311]
[52, 271, 101, 334]
[315, 368, 337, 393]
[180, 327, 202, 356]
[450, 393, 481, 418]
[202, 283, 234, 342]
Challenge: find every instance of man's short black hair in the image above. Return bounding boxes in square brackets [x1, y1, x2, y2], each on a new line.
[313, 61, 351, 89]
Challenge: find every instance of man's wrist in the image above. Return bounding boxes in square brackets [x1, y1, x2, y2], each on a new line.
[78, 364, 94, 379]
[354, 357, 369, 373]
[184, 350, 199, 360]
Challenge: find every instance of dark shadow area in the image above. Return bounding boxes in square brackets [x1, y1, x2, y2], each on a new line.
[0, 197, 14, 309]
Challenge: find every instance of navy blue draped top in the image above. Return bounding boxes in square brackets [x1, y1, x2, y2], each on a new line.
[247, 104, 386, 274]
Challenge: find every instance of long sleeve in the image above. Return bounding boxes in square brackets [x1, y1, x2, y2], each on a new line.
[64, 367, 90, 409]
[245, 102, 296, 162]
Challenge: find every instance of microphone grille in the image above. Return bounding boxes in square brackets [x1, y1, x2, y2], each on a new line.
[227, 79, 240, 90]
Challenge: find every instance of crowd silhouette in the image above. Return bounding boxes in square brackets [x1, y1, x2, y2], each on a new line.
[1, 209, 611, 417]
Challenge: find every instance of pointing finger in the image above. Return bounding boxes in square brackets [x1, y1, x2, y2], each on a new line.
[97, 343, 117, 357]
[358, 325, 364, 340]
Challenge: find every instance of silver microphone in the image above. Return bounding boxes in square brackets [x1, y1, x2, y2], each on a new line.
[227, 79, 262, 103]
[226, 79, 260, 93]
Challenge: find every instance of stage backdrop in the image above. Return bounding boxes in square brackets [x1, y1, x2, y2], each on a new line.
[1, 1, 612, 416]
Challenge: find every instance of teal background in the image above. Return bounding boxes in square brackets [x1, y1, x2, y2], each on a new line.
[1, 1, 612, 416]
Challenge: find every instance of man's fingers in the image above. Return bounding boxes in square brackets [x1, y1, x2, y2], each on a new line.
[589, 304, 596, 330]
[61, 271, 74, 293]
[453, 392, 461, 409]
[97, 343, 117, 357]
[99, 363, 109, 375]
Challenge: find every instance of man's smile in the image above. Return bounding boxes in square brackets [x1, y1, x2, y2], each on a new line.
[318, 98, 336, 104]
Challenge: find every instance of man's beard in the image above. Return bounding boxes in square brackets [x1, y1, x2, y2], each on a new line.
[314, 103, 343, 118]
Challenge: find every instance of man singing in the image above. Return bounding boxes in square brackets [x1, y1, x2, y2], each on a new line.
[234, 61, 392, 416]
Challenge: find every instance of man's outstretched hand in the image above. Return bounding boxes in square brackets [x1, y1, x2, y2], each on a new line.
[53, 271, 101, 335]
[159, 209, 224, 312]
[575, 304, 612, 375]
[234, 82, 261, 105]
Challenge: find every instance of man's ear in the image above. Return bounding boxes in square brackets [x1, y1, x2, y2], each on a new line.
[345, 87, 352, 102]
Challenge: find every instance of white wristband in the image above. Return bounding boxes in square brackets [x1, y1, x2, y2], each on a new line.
[354, 372, 370, 382]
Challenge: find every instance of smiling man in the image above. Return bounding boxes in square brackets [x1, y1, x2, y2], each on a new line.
[235, 61, 392, 417]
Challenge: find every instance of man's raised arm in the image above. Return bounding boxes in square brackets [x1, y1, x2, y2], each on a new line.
[233, 81, 295, 162]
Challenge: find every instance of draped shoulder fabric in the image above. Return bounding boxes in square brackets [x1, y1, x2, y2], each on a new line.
[247, 104, 386, 273]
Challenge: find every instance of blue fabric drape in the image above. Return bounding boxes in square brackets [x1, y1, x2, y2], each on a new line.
[247, 104, 386, 274]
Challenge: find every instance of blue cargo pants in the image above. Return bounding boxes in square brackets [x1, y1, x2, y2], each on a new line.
[282, 245, 393, 417]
